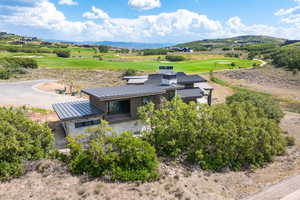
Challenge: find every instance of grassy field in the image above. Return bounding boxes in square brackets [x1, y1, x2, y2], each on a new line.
[0, 47, 260, 73]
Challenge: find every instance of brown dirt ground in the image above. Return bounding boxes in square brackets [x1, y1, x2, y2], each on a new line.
[213, 65, 300, 101]
[13, 68, 126, 90]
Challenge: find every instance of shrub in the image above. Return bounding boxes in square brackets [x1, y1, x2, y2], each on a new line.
[98, 45, 110, 53]
[142, 49, 168, 56]
[0, 57, 38, 79]
[3, 57, 38, 69]
[286, 136, 295, 146]
[139, 97, 287, 171]
[226, 91, 284, 122]
[67, 121, 159, 181]
[55, 50, 71, 58]
[0, 69, 10, 79]
[123, 69, 137, 76]
[0, 107, 54, 180]
[165, 55, 185, 62]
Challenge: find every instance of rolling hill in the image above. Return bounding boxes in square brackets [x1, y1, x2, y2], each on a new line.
[174, 35, 287, 49]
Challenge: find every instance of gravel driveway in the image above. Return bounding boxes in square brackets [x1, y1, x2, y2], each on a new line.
[0, 80, 83, 109]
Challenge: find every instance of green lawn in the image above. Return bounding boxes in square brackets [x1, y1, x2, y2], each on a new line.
[0, 50, 260, 74]
[35, 55, 259, 73]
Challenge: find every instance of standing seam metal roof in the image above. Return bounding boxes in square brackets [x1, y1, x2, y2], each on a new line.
[52, 100, 103, 120]
[176, 88, 205, 99]
[82, 84, 166, 99]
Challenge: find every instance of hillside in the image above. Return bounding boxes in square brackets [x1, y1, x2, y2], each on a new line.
[175, 35, 287, 49]
[95, 41, 175, 49]
[0, 32, 38, 43]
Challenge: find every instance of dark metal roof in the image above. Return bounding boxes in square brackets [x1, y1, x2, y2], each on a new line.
[177, 88, 204, 99]
[176, 74, 207, 84]
[52, 100, 103, 120]
[82, 85, 166, 100]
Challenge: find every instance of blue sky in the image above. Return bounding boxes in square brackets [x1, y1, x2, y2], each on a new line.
[0, 0, 299, 43]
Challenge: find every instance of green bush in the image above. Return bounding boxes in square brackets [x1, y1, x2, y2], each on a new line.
[165, 55, 185, 62]
[98, 45, 110, 53]
[0, 57, 38, 79]
[226, 91, 284, 122]
[142, 48, 168, 56]
[54, 50, 71, 58]
[286, 136, 295, 146]
[0, 69, 10, 79]
[3, 57, 38, 69]
[0, 107, 54, 180]
[139, 97, 287, 171]
[67, 121, 159, 181]
[123, 69, 137, 76]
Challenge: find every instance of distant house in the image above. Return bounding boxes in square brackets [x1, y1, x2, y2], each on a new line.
[52, 66, 213, 136]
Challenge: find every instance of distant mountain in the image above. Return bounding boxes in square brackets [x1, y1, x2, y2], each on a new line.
[95, 41, 175, 49]
[174, 35, 287, 48]
[44, 39, 174, 49]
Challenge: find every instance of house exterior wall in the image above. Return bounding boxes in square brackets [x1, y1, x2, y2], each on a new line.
[90, 96, 107, 112]
[64, 118, 146, 136]
[64, 116, 103, 136]
[110, 120, 147, 134]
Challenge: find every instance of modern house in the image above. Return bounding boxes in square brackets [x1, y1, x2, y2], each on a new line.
[52, 66, 213, 136]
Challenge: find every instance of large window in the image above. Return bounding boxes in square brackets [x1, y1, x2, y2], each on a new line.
[108, 100, 130, 115]
[75, 119, 100, 128]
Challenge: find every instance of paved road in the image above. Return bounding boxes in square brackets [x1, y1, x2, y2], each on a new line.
[245, 173, 300, 200]
[0, 80, 82, 109]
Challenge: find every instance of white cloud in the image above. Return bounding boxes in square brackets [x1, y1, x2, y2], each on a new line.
[275, 6, 300, 16]
[128, 0, 161, 10]
[83, 6, 109, 20]
[58, 0, 78, 6]
[274, 0, 300, 27]
[2, 0, 300, 42]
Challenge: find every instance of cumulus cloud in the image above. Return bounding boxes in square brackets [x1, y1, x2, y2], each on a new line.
[1, 0, 300, 42]
[83, 6, 109, 20]
[275, 0, 300, 27]
[128, 0, 161, 10]
[58, 0, 78, 6]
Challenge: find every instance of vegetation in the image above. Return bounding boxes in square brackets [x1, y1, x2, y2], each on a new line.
[54, 50, 71, 58]
[175, 35, 285, 49]
[123, 69, 137, 76]
[98, 45, 110, 53]
[226, 91, 284, 122]
[165, 55, 185, 62]
[270, 48, 300, 71]
[139, 97, 287, 171]
[67, 121, 159, 181]
[0, 45, 53, 54]
[0, 107, 54, 180]
[0, 57, 38, 79]
[142, 48, 169, 56]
